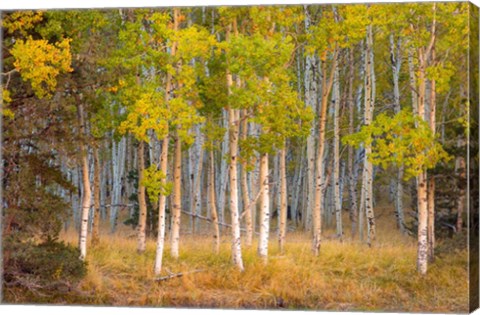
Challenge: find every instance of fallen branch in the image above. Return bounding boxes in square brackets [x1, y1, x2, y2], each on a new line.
[181, 210, 259, 235]
[155, 269, 204, 282]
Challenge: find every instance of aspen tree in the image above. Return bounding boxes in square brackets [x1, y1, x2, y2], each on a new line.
[78, 102, 91, 261]
[91, 146, 101, 246]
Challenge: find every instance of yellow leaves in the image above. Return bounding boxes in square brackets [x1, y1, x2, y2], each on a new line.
[2, 89, 12, 104]
[1, 89, 15, 119]
[11, 37, 73, 99]
[118, 90, 169, 142]
[2, 11, 44, 35]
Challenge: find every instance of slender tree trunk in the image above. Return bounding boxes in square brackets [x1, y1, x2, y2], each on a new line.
[154, 56, 174, 274]
[304, 5, 317, 232]
[364, 24, 376, 246]
[333, 64, 342, 239]
[455, 145, 466, 233]
[209, 149, 221, 254]
[78, 103, 91, 261]
[91, 146, 101, 246]
[218, 109, 229, 227]
[313, 49, 338, 256]
[258, 152, 270, 261]
[358, 165, 365, 242]
[154, 135, 169, 275]
[171, 135, 182, 259]
[137, 141, 147, 253]
[389, 34, 406, 234]
[278, 146, 288, 253]
[170, 7, 182, 260]
[347, 48, 358, 239]
[408, 50, 418, 116]
[427, 48, 436, 262]
[228, 106, 244, 270]
[226, 21, 244, 270]
[110, 136, 126, 233]
[416, 49, 429, 275]
[188, 124, 204, 234]
[240, 110, 253, 247]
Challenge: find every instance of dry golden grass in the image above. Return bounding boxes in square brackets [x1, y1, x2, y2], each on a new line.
[55, 205, 469, 313]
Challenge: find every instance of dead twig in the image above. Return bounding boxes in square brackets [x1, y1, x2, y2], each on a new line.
[155, 269, 205, 282]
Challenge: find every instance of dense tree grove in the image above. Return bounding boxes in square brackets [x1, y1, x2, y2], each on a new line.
[1, 2, 475, 297]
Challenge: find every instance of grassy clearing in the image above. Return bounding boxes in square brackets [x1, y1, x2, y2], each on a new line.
[6, 201, 467, 312]
[51, 208, 469, 313]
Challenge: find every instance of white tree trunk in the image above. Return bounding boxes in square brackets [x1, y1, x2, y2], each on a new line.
[154, 135, 169, 275]
[189, 123, 204, 234]
[110, 136, 126, 233]
[258, 152, 270, 262]
[313, 49, 338, 256]
[171, 135, 182, 259]
[91, 146, 101, 246]
[228, 106, 244, 271]
[209, 149, 221, 254]
[278, 146, 288, 253]
[364, 24, 376, 246]
[304, 5, 317, 232]
[217, 109, 229, 226]
[240, 110, 253, 247]
[78, 103, 91, 261]
[137, 141, 147, 253]
[390, 34, 406, 234]
[333, 64, 342, 239]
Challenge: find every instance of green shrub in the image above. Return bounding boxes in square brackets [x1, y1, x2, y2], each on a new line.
[5, 240, 87, 287]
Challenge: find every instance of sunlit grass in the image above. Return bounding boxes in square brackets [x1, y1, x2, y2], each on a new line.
[57, 207, 468, 312]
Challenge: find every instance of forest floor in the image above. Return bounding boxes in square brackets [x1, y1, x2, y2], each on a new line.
[29, 204, 472, 312]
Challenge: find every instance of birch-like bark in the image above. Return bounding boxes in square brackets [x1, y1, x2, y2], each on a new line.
[91, 146, 101, 246]
[209, 149, 221, 254]
[154, 135, 169, 275]
[228, 106, 244, 270]
[416, 49, 429, 275]
[110, 136, 126, 233]
[291, 150, 304, 226]
[455, 142, 466, 233]
[192, 123, 204, 233]
[347, 48, 358, 239]
[226, 21, 244, 270]
[333, 63, 342, 239]
[171, 134, 182, 258]
[278, 146, 288, 253]
[137, 141, 147, 253]
[217, 109, 229, 226]
[100, 146, 108, 221]
[364, 24, 376, 246]
[258, 152, 270, 261]
[169, 7, 182, 259]
[304, 5, 317, 232]
[312, 48, 338, 256]
[78, 103, 91, 261]
[427, 48, 436, 262]
[390, 34, 406, 234]
[417, 4, 436, 274]
[240, 110, 253, 247]
[154, 54, 174, 274]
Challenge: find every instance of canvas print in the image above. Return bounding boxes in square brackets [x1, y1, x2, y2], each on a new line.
[1, 1, 478, 313]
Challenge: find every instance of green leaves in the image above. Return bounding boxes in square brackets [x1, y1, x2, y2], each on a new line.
[343, 109, 450, 179]
[142, 164, 172, 204]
